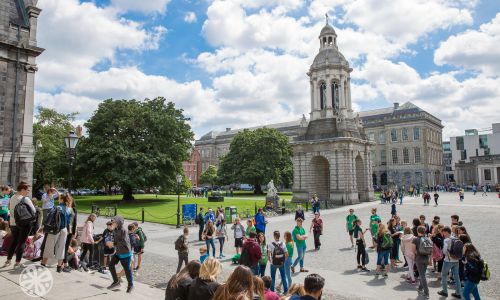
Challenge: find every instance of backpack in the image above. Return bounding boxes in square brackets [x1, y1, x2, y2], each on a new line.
[432, 243, 443, 261]
[363, 249, 370, 265]
[174, 235, 185, 251]
[195, 213, 201, 224]
[42, 206, 63, 234]
[481, 260, 490, 281]
[14, 197, 36, 228]
[140, 228, 147, 242]
[448, 238, 464, 259]
[417, 237, 433, 256]
[271, 242, 286, 266]
[381, 233, 393, 250]
[239, 244, 252, 267]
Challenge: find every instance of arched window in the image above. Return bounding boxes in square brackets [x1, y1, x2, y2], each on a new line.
[319, 82, 327, 109]
[322, 37, 327, 46]
[331, 82, 339, 111]
[328, 37, 332, 45]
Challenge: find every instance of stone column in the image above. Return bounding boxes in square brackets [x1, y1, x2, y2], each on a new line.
[347, 77, 353, 115]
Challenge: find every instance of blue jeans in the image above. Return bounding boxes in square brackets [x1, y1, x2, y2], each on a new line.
[270, 264, 288, 294]
[377, 250, 390, 266]
[0, 213, 9, 222]
[463, 280, 480, 300]
[251, 264, 259, 275]
[284, 257, 292, 287]
[442, 261, 462, 295]
[293, 244, 306, 269]
[259, 263, 266, 277]
[205, 238, 216, 257]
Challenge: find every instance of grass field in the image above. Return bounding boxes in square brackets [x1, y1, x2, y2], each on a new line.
[74, 192, 294, 225]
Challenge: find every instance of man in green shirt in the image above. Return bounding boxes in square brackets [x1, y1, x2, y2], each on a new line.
[369, 208, 381, 249]
[346, 209, 358, 248]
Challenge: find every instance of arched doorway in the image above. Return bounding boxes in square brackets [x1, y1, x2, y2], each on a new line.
[381, 172, 388, 186]
[372, 173, 377, 186]
[310, 156, 330, 202]
[355, 155, 366, 200]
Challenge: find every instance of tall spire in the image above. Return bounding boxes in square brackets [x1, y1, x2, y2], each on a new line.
[325, 13, 329, 25]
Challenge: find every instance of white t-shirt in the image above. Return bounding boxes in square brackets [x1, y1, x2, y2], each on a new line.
[267, 241, 287, 258]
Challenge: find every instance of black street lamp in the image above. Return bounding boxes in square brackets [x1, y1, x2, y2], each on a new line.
[64, 131, 79, 195]
[176, 174, 182, 228]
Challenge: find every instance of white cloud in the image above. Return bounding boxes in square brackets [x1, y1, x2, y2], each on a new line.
[435, 13, 500, 76]
[110, 0, 171, 14]
[184, 12, 197, 23]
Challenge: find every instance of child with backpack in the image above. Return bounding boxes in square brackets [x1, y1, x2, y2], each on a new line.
[413, 225, 433, 299]
[175, 227, 189, 273]
[94, 220, 115, 269]
[79, 214, 97, 271]
[267, 230, 288, 294]
[132, 222, 146, 273]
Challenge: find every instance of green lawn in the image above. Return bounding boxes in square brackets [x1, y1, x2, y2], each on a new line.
[74, 193, 293, 225]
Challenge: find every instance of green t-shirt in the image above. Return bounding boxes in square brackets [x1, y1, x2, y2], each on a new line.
[259, 244, 268, 265]
[286, 242, 294, 257]
[246, 226, 256, 237]
[346, 214, 358, 231]
[292, 226, 306, 247]
[370, 214, 381, 235]
[353, 225, 363, 239]
[0, 196, 9, 215]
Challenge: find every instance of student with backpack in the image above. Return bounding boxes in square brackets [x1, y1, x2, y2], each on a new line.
[107, 216, 134, 293]
[132, 222, 146, 273]
[462, 243, 484, 300]
[240, 231, 262, 275]
[175, 227, 189, 273]
[375, 223, 392, 277]
[80, 214, 97, 270]
[438, 226, 463, 298]
[41, 193, 74, 273]
[2, 182, 36, 269]
[413, 225, 433, 299]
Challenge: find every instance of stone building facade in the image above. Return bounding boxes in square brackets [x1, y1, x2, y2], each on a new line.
[0, 0, 43, 186]
[291, 22, 373, 205]
[360, 102, 444, 188]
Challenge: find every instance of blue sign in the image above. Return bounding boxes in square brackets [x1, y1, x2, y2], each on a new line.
[182, 204, 197, 223]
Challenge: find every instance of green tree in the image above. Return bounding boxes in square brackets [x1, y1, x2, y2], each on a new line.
[33, 107, 77, 191]
[199, 165, 218, 187]
[217, 128, 293, 194]
[76, 97, 193, 201]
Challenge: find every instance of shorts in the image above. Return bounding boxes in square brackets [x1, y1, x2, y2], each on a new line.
[134, 246, 144, 254]
[235, 237, 243, 248]
[348, 229, 354, 236]
[104, 247, 115, 256]
[377, 249, 390, 265]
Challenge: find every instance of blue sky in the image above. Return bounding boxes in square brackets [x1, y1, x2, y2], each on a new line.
[35, 0, 500, 139]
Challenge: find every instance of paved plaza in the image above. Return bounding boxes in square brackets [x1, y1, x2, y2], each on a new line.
[1, 191, 499, 299]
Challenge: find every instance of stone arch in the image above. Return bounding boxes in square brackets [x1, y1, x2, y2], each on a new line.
[372, 173, 377, 186]
[355, 155, 366, 200]
[310, 156, 330, 202]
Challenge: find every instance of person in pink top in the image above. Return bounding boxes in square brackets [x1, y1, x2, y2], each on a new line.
[401, 226, 417, 284]
[262, 276, 280, 300]
[79, 214, 96, 270]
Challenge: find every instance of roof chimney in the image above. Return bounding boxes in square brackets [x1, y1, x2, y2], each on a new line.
[226, 128, 231, 132]
[393, 102, 399, 109]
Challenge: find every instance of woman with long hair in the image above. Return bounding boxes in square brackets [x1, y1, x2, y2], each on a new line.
[203, 220, 216, 257]
[258, 232, 267, 277]
[166, 260, 201, 300]
[463, 243, 483, 300]
[188, 257, 222, 300]
[375, 223, 391, 277]
[252, 276, 265, 300]
[284, 231, 294, 288]
[80, 213, 97, 270]
[213, 265, 254, 300]
[388, 218, 401, 268]
[282, 283, 305, 300]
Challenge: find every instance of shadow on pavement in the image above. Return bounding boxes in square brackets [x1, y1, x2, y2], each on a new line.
[366, 276, 388, 286]
[338, 247, 354, 252]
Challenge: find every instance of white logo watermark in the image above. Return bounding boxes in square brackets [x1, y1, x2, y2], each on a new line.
[19, 265, 54, 297]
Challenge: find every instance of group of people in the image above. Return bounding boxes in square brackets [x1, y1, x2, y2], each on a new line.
[346, 206, 487, 299]
[0, 182, 150, 294]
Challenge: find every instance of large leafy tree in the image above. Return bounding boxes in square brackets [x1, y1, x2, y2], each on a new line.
[33, 107, 77, 192]
[199, 165, 218, 188]
[76, 97, 193, 201]
[218, 128, 293, 194]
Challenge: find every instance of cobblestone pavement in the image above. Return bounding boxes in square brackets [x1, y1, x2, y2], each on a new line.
[86, 191, 500, 299]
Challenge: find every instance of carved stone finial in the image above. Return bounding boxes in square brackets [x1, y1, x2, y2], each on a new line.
[325, 13, 329, 25]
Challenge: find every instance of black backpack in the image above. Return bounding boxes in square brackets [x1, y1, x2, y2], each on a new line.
[43, 206, 63, 234]
[239, 244, 251, 267]
[449, 238, 464, 260]
[271, 242, 286, 266]
[14, 197, 36, 228]
[174, 235, 185, 251]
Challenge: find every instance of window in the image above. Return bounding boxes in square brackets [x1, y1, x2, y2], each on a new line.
[368, 132, 375, 141]
[460, 150, 467, 160]
[391, 149, 398, 164]
[413, 127, 420, 140]
[479, 135, 488, 149]
[379, 131, 385, 144]
[319, 82, 327, 109]
[402, 128, 409, 141]
[381, 150, 387, 165]
[484, 169, 492, 181]
[391, 129, 397, 142]
[456, 137, 464, 150]
[403, 148, 409, 164]
[331, 82, 339, 111]
[414, 147, 421, 163]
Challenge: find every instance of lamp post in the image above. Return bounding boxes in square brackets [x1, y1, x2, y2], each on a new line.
[176, 174, 183, 228]
[64, 131, 79, 195]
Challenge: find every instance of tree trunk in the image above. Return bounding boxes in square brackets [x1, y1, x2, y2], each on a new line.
[122, 186, 135, 201]
[254, 183, 263, 194]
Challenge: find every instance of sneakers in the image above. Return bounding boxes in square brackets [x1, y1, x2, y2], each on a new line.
[451, 293, 462, 299]
[1, 260, 12, 268]
[361, 267, 369, 272]
[126, 285, 134, 293]
[437, 290, 448, 297]
[13, 262, 26, 269]
[107, 282, 121, 290]
[57, 266, 62, 273]
[62, 266, 72, 273]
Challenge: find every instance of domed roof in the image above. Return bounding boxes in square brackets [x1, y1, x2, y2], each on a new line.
[320, 24, 336, 37]
[311, 48, 349, 70]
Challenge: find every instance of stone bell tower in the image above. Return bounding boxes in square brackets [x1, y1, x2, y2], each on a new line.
[292, 19, 374, 206]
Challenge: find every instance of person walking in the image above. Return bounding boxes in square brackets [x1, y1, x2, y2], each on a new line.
[187, 257, 222, 300]
[175, 227, 189, 273]
[462, 243, 483, 300]
[203, 220, 216, 257]
[434, 192, 440, 206]
[481, 185, 487, 197]
[2, 182, 36, 269]
[401, 227, 416, 284]
[79, 213, 96, 270]
[459, 189, 465, 202]
[284, 231, 294, 288]
[258, 232, 268, 276]
[267, 230, 288, 294]
[352, 219, 368, 271]
[346, 209, 358, 248]
[107, 216, 134, 293]
[197, 207, 205, 241]
[310, 194, 320, 214]
[375, 223, 392, 277]
[310, 212, 323, 250]
[216, 218, 227, 259]
[291, 218, 308, 273]
[414, 225, 433, 299]
[255, 208, 268, 235]
[231, 217, 245, 255]
[438, 226, 463, 298]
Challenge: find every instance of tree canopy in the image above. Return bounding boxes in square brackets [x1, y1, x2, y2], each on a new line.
[33, 107, 77, 191]
[199, 165, 218, 187]
[217, 127, 293, 193]
[76, 97, 193, 200]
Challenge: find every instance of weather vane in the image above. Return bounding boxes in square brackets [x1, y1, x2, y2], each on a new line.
[325, 13, 329, 25]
